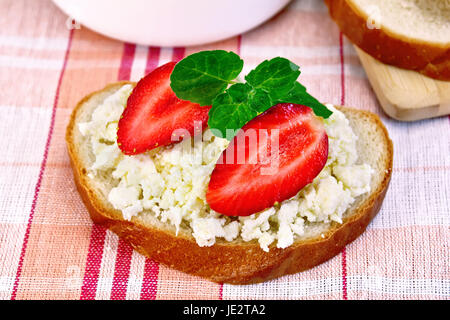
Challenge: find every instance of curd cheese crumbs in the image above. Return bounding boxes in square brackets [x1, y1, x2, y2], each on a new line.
[79, 86, 374, 252]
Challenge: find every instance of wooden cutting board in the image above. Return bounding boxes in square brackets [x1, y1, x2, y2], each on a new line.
[355, 47, 450, 122]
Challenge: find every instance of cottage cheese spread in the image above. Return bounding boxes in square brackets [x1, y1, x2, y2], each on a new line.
[79, 84, 373, 251]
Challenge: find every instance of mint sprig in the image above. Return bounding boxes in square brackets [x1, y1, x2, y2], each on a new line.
[170, 50, 332, 140]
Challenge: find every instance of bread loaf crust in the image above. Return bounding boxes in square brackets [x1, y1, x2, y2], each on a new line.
[66, 83, 393, 284]
[325, 0, 450, 81]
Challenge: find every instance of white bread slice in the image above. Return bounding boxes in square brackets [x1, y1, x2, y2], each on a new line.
[66, 82, 393, 284]
[325, 0, 450, 81]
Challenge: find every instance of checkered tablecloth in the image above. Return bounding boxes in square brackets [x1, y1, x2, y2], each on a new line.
[1, 0, 449, 300]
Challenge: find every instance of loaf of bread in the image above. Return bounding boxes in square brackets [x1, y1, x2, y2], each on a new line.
[66, 82, 393, 284]
[325, 0, 450, 81]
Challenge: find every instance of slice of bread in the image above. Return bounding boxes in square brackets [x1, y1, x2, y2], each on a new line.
[66, 82, 393, 284]
[325, 0, 450, 81]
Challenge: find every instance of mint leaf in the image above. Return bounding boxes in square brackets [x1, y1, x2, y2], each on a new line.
[208, 83, 258, 139]
[245, 57, 300, 100]
[247, 88, 273, 114]
[170, 50, 243, 106]
[208, 83, 276, 139]
[277, 82, 333, 119]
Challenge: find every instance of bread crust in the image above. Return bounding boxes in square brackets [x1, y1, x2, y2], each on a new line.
[66, 83, 393, 284]
[325, 0, 450, 81]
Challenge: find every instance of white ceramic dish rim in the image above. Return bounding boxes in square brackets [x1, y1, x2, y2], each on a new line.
[52, 0, 292, 47]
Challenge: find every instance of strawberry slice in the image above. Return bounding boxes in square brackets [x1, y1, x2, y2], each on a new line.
[117, 62, 211, 155]
[206, 103, 328, 216]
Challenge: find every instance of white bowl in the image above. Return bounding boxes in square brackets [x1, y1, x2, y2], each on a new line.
[52, 0, 291, 47]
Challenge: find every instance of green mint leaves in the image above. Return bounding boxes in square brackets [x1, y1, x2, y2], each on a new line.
[170, 50, 332, 140]
[279, 82, 333, 119]
[245, 57, 300, 100]
[169, 50, 243, 107]
[208, 83, 258, 137]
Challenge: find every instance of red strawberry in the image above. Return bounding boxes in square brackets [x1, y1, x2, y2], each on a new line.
[117, 62, 211, 155]
[206, 103, 328, 216]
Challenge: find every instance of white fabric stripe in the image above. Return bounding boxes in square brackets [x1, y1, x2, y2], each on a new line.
[95, 230, 118, 299]
[0, 105, 44, 109]
[129, 45, 149, 82]
[0, 105, 52, 166]
[222, 277, 343, 299]
[241, 44, 355, 58]
[222, 277, 450, 299]
[0, 55, 63, 69]
[1, 219, 92, 226]
[0, 222, 26, 299]
[0, 276, 15, 298]
[371, 116, 450, 229]
[125, 251, 146, 300]
[0, 36, 122, 52]
[370, 169, 450, 228]
[0, 53, 173, 71]
[241, 63, 365, 79]
[0, 107, 50, 226]
[0, 55, 125, 70]
[83, 277, 150, 295]
[159, 47, 174, 65]
[0, 35, 69, 50]
[0, 105, 54, 161]
[0, 276, 84, 292]
[348, 276, 450, 297]
[384, 117, 450, 168]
